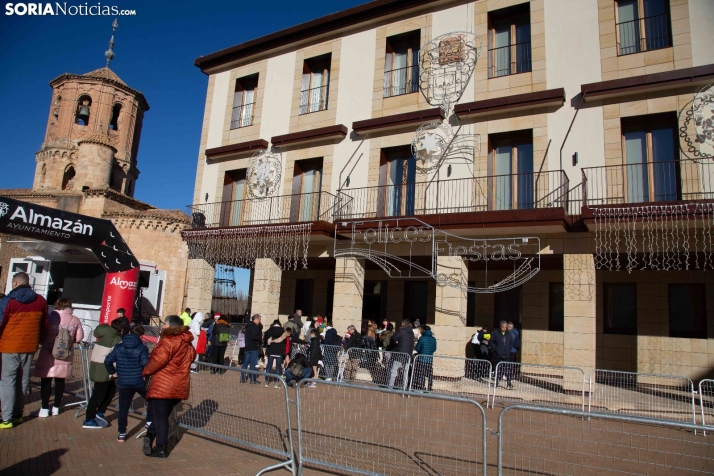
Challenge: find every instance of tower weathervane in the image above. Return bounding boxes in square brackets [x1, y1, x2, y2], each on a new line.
[104, 18, 118, 67]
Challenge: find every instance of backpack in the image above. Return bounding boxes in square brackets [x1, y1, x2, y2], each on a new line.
[218, 325, 230, 343]
[52, 325, 73, 359]
[288, 360, 305, 377]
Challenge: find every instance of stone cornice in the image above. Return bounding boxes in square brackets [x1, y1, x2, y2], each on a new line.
[50, 73, 150, 111]
[83, 188, 155, 211]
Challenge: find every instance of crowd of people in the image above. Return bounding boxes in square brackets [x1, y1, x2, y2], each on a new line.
[0, 272, 196, 459]
[469, 320, 520, 389]
[0, 271, 523, 460]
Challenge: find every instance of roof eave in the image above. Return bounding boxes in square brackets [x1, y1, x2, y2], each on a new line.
[194, 0, 443, 75]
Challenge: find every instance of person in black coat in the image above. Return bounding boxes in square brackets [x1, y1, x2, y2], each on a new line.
[241, 314, 263, 384]
[263, 320, 288, 387]
[388, 319, 414, 389]
[307, 329, 323, 386]
[322, 321, 337, 346]
[489, 320, 514, 389]
[209, 317, 231, 373]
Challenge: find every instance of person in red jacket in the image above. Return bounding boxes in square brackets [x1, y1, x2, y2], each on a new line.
[141, 315, 196, 458]
[0, 272, 48, 429]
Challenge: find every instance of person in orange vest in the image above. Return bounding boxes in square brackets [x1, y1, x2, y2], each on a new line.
[0, 272, 48, 429]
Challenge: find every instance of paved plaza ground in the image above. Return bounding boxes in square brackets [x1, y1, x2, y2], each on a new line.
[0, 398, 329, 476]
[2, 363, 712, 476]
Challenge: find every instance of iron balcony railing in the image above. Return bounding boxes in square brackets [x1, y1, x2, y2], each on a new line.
[230, 102, 255, 129]
[488, 41, 532, 78]
[299, 85, 329, 115]
[616, 13, 671, 56]
[335, 170, 569, 221]
[383, 65, 419, 98]
[186, 191, 339, 229]
[581, 159, 714, 208]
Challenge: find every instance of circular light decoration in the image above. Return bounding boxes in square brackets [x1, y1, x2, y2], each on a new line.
[677, 96, 714, 162]
[419, 32, 481, 113]
[246, 147, 282, 199]
[693, 83, 714, 149]
[411, 121, 453, 172]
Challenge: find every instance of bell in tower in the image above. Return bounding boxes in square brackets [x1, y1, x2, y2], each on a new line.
[76, 99, 91, 126]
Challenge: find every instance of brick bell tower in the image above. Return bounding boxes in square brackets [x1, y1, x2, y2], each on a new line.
[33, 19, 149, 198]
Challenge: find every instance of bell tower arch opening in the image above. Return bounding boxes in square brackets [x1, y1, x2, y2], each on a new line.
[62, 165, 76, 190]
[109, 103, 121, 130]
[75, 95, 92, 126]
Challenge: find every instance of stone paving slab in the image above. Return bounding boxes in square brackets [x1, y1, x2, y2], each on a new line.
[0, 405, 328, 476]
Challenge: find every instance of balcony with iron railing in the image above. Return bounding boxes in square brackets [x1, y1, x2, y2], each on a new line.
[488, 41, 531, 78]
[230, 102, 255, 129]
[383, 65, 419, 98]
[581, 159, 714, 208]
[334, 169, 569, 221]
[299, 85, 329, 115]
[186, 191, 339, 229]
[616, 14, 671, 56]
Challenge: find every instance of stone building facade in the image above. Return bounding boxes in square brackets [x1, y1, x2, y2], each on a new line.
[0, 64, 189, 317]
[186, 0, 714, 381]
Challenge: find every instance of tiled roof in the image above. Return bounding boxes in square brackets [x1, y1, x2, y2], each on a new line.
[82, 67, 126, 85]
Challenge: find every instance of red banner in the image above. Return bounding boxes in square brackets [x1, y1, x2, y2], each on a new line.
[100, 268, 140, 324]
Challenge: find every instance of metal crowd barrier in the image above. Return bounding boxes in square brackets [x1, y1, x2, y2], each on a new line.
[319, 344, 342, 381]
[588, 369, 697, 423]
[700, 379, 714, 426]
[290, 342, 309, 359]
[67, 342, 93, 417]
[76, 318, 98, 342]
[296, 379, 488, 476]
[497, 404, 714, 476]
[177, 363, 296, 476]
[409, 355, 491, 402]
[343, 347, 412, 390]
[491, 361, 586, 410]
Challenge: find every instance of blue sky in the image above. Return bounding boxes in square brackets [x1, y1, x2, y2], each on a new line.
[0, 0, 366, 292]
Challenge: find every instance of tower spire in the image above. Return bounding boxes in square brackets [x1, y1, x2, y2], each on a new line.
[104, 18, 118, 68]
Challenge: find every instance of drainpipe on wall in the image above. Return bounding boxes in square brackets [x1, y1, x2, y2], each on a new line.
[560, 92, 586, 171]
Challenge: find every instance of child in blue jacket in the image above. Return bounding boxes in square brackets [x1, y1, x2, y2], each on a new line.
[105, 325, 151, 443]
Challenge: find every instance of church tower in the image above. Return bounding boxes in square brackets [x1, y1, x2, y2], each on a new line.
[33, 19, 149, 197]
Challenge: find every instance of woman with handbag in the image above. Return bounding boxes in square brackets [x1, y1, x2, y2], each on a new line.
[33, 298, 84, 417]
[141, 315, 196, 458]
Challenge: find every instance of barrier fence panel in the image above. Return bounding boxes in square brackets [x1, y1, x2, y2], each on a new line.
[589, 369, 696, 423]
[491, 362, 585, 410]
[497, 404, 714, 476]
[176, 363, 296, 476]
[409, 355, 491, 402]
[320, 344, 342, 381]
[700, 379, 714, 426]
[63, 343, 91, 406]
[345, 347, 412, 390]
[290, 342, 309, 359]
[296, 379, 488, 476]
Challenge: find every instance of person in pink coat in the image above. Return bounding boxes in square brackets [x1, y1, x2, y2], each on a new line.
[33, 298, 84, 417]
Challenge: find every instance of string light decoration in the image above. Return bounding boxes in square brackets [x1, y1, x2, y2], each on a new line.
[419, 32, 481, 113]
[564, 254, 594, 302]
[593, 204, 714, 272]
[183, 223, 312, 283]
[246, 147, 282, 199]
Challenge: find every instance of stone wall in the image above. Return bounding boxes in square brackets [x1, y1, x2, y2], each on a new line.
[109, 214, 189, 316]
[0, 235, 32, 293]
